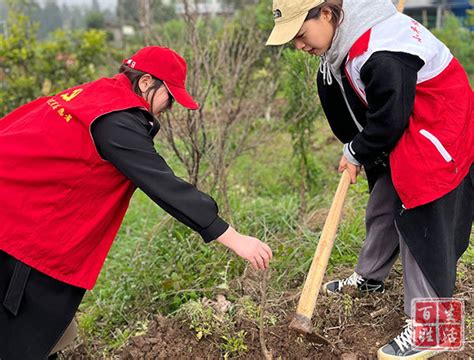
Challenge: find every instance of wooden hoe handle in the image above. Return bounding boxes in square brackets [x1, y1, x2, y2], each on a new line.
[289, 170, 351, 333]
[397, 0, 406, 12]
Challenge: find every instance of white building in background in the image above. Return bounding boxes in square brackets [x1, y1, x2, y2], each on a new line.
[406, 0, 436, 6]
[166, 0, 471, 25]
[401, 0, 473, 29]
[171, 0, 233, 16]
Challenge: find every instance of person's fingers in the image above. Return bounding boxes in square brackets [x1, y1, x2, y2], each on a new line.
[266, 245, 273, 260]
[260, 251, 270, 269]
[350, 169, 357, 184]
[249, 258, 258, 270]
[254, 255, 265, 270]
[339, 159, 348, 173]
[262, 243, 273, 259]
[338, 161, 346, 172]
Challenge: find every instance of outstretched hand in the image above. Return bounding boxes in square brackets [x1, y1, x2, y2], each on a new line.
[216, 226, 273, 270]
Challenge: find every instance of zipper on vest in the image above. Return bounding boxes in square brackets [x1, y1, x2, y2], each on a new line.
[419, 129, 457, 173]
[399, 204, 406, 216]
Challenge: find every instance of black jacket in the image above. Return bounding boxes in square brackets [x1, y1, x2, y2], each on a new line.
[91, 108, 229, 243]
[317, 51, 425, 186]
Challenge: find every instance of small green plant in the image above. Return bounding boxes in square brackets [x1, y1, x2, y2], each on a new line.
[178, 300, 215, 340]
[238, 296, 261, 322]
[221, 330, 248, 359]
[465, 315, 473, 341]
[342, 294, 354, 316]
[237, 295, 278, 326]
[108, 327, 132, 350]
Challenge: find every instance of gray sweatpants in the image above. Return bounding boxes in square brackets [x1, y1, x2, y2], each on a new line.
[354, 172, 438, 317]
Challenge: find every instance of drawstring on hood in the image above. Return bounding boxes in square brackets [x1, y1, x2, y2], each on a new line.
[319, 0, 398, 85]
[319, 54, 333, 85]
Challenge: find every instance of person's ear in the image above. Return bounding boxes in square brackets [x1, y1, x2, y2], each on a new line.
[138, 74, 153, 94]
[321, 8, 333, 23]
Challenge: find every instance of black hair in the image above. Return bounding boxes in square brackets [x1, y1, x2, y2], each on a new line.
[119, 64, 174, 111]
[305, 0, 344, 29]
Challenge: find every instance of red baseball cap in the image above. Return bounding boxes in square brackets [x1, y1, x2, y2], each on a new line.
[123, 46, 199, 110]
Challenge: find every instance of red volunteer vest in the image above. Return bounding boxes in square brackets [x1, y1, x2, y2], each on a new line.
[0, 74, 150, 289]
[344, 14, 474, 209]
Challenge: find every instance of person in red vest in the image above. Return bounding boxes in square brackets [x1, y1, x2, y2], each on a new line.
[0, 46, 273, 359]
[266, 0, 473, 359]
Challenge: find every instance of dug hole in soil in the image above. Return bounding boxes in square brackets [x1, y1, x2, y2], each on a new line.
[65, 263, 473, 359]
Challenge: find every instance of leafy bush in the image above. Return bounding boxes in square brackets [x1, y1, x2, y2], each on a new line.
[280, 49, 325, 212]
[432, 13, 474, 75]
[0, 12, 107, 116]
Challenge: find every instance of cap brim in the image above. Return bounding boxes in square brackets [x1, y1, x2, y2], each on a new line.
[266, 12, 308, 46]
[165, 83, 199, 110]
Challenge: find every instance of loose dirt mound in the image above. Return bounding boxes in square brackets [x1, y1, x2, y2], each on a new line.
[66, 264, 473, 359]
[118, 316, 221, 359]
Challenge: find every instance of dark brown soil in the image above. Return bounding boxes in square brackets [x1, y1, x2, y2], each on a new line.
[63, 263, 473, 359]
